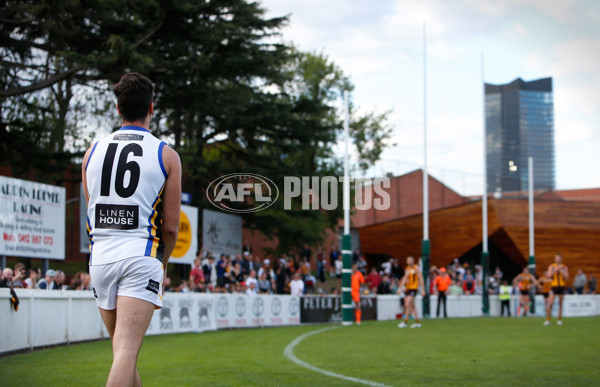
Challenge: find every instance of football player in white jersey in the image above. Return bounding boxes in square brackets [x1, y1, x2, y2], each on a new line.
[82, 72, 181, 387]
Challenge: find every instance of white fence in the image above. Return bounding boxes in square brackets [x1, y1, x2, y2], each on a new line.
[377, 294, 600, 320]
[1, 289, 599, 354]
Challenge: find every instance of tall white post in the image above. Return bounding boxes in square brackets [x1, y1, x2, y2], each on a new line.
[421, 20, 430, 317]
[343, 90, 350, 235]
[422, 21, 429, 242]
[481, 52, 489, 315]
[342, 90, 353, 325]
[528, 156, 535, 268]
[482, 52, 488, 254]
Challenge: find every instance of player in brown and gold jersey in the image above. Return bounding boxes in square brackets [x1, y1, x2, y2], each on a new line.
[397, 256, 424, 328]
[544, 254, 569, 326]
[538, 273, 552, 311]
[513, 267, 538, 317]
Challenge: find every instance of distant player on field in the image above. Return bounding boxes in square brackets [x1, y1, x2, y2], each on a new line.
[83, 72, 181, 386]
[544, 254, 569, 326]
[538, 272, 552, 311]
[351, 264, 365, 324]
[513, 267, 537, 317]
[398, 256, 425, 328]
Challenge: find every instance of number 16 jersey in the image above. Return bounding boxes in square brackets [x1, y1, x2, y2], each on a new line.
[86, 126, 168, 265]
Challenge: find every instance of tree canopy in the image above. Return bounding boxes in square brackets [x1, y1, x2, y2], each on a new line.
[0, 0, 393, 254]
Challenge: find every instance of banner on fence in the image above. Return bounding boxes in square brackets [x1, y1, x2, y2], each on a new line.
[0, 175, 66, 259]
[146, 293, 301, 335]
[300, 295, 377, 323]
[202, 209, 241, 260]
[170, 205, 199, 265]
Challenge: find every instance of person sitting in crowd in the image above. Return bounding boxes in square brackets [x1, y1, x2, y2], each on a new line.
[10, 263, 28, 288]
[190, 257, 205, 289]
[377, 273, 392, 294]
[245, 269, 258, 291]
[450, 279, 464, 296]
[462, 269, 476, 295]
[573, 269, 587, 295]
[25, 267, 40, 289]
[366, 267, 381, 294]
[246, 281, 258, 295]
[357, 254, 368, 276]
[290, 272, 304, 296]
[73, 271, 92, 290]
[37, 269, 58, 290]
[55, 270, 67, 290]
[276, 259, 291, 294]
[257, 272, 271, 294]
[202, 255, 216, 291]
[0, 267, 13, 288]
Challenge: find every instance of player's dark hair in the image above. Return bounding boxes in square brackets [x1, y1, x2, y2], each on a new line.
[113, 72, 154, 122]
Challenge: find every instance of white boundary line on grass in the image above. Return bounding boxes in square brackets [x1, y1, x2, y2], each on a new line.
[283, 326, 391, 387]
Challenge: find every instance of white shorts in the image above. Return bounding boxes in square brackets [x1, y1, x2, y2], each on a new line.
[90, 256, 164, 310]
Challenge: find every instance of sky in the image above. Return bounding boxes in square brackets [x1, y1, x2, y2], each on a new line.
[260, 0, 600, 196]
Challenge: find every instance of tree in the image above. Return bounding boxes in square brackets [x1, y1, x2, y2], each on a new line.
[0, 0, 394, 255]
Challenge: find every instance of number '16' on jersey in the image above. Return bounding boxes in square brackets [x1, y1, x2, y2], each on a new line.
[85, 126, 168, 265]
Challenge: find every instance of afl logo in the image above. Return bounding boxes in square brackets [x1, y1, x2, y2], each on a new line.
[207, 173, 279, 214]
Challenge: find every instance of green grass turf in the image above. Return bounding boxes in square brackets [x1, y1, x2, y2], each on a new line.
[1, 317, 599, 386]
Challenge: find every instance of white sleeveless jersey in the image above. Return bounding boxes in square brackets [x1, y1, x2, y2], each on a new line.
[85, 126, 168, 265]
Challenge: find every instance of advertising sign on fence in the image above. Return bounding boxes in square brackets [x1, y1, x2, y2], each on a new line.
[0, 175, 66, 259]
[300, 295, 377, 323]
[170, 205, 199, 265]
[214, 294, 300, 328]
[202, 209, 242, 259]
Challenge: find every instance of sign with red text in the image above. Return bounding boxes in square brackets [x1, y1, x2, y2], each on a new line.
[0, 176, 66, 259]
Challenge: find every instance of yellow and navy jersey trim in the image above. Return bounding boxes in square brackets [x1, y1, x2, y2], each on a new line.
[85, 141, 98, 172]
[86, 216, 93, 263]
[158, 141, 167, 178]
[145, 182, 166, 260]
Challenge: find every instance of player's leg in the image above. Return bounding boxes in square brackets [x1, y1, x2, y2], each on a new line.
[557, 294, 564, 324]
[545, 293, 555, 324]
[353, 294, 362, 324]
[442, 292, 447, 318]
[99, 308, 117, 338]
[398, 295, 412, 328]
[524, 295, 529, 316]
[410, 295, 421, 327]
[107, 296, 155, 387]
[436, 292, 441, 317]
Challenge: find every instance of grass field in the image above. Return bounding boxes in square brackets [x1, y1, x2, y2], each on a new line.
[1, 317, 599, 386]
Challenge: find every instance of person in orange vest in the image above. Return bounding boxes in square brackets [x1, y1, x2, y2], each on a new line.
[351, 264, 365, 324]
[434, 267, 452, 318]
[544, 254, 569, 326]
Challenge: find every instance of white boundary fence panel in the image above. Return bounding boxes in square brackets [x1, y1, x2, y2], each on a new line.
[1, 289, 598, 354]
[0, 289, 301, 354]
[376, 294, 599, 320]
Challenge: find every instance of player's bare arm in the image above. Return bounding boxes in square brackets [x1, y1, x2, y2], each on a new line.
[81, 145, 94, 205]
[160, 145, 182, 267]
[562, 266, 569, 281]
[398, 273, 407, 290]
[418, 272, 425, 296]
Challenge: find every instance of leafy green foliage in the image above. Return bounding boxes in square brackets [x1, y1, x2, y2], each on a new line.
[0, 0, 393, 253]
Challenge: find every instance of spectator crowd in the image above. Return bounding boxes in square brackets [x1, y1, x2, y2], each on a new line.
[1, 247, 597, 298]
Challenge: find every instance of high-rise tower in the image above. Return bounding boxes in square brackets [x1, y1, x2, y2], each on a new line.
[485, 77, 555, 194]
